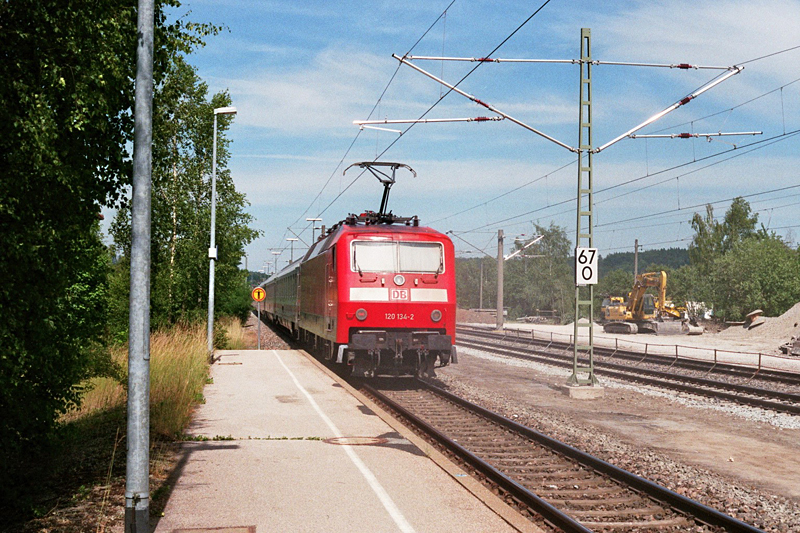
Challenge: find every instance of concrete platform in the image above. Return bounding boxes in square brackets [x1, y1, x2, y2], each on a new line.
[153, 349, 538, 533]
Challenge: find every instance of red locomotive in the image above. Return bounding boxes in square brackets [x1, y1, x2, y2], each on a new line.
[261, 162, 457, 377]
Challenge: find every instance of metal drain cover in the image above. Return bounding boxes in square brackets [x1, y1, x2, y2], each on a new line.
[324, 436, 389, 446]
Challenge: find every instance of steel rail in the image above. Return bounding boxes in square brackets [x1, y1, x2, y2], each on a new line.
[361, 383, 594, 533]
[365, 381, 764, 533]
[456, 334, 800, 415]
[457, 325, 800, 386]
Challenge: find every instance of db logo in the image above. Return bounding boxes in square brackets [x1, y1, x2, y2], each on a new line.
[390, 289, 409, 301]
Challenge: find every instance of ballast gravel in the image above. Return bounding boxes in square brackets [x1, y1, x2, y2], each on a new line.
[430, 346, 800, 533]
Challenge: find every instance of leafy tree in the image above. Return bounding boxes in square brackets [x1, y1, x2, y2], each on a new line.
[689, 197, 764, 275]
[595, 269, 633, 312]
[599, 248, 689, 276]
[455, 256, 496, 310]
[111, 55, 259, 334]
[460, 223, 573, 321]
[0, 0, 222, 513]
[708, 236, 800, 320]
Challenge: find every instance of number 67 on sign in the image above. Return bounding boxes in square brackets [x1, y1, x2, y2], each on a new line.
[575, 247, 598, 286]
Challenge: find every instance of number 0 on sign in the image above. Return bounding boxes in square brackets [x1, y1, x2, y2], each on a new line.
[575, 247, 598, 286]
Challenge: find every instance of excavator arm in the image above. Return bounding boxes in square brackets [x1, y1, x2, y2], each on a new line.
[627, 271, 665, 321]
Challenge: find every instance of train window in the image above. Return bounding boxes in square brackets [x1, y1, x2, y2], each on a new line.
[352, 241, 394, 273]
[351, 241, 443, 273]
[397, 242, 443, 273]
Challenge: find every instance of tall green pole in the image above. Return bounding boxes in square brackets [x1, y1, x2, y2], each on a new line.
[568, 28, 598, 386]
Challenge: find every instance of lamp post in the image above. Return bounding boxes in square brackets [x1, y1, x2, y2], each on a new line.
[307, 217, 322, 241]
[271, 251, 281, 273]
[286, 237, 298, 262]
[207, 106, 237, 359]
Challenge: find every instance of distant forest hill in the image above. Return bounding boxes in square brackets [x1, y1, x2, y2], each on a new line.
[599, 247, 690, 278]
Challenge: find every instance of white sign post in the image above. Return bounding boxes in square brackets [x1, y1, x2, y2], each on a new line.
[575, 247, 598, 286]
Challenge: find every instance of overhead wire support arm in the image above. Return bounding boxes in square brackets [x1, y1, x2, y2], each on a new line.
[406, 55, 580, 64]
[504, 234, 544, 261]
[406, 55, 734, 70]
[359, 125, 403, 134]
[355, 116, 504, 126]
[393, 54, 579, 153]
[630, 131, 762, 139]
[593, 65, 745, 153]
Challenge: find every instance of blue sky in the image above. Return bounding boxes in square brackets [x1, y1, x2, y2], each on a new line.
[157, 0, 800, 272]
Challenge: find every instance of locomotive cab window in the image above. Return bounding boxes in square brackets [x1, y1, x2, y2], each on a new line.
[351, 240, 444, 273]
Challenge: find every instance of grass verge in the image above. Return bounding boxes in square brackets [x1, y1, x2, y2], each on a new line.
[219, 316, 249, 350]
[9, 321, 226, 532]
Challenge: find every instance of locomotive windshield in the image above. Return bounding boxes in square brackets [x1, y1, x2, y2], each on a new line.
[352, 241, 443, 273]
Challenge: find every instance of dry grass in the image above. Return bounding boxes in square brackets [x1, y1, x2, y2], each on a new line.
[14, 323, 214, 532]
[220, 316, 249, 350]
[65, 323, 209, 439]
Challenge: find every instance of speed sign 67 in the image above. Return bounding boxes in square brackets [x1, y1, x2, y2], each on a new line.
[575, 247, 598, 286]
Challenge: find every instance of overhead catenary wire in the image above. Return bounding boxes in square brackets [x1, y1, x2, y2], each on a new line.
[396, 46, 800, 238]
[274, 0, 458, 253]
[452, 127, 800, 236]
[273, 14, 799, 257]
[313, 0, 556, 220]
[432, 74, 800, 231]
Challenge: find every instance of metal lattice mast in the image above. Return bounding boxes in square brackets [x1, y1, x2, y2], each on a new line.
[569, 28, 598, 386]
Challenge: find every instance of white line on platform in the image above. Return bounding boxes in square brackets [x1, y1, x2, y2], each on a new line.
[272, 350, 416, 533]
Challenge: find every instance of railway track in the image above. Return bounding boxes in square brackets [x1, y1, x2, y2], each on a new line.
[457, 326, 800, 416]
[359, 378, 763, 533]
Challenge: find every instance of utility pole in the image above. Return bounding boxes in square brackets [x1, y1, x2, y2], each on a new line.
[376, 27, 747, 392]
[568, 28, 599, 387]
[479, 258, 484, 310]
[634, 239, 640, 277]
[496, 229, 504, 330]
[126, 0, 153, 530]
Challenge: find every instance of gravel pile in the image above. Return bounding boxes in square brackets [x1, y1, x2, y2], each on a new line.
[718, 302, 800, 347]
[433, 347, 800, 533]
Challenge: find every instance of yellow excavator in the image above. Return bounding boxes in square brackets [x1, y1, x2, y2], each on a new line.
[601, 271, 702, 335]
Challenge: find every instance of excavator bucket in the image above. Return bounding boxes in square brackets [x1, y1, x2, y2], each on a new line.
[652, 321, 703, 336]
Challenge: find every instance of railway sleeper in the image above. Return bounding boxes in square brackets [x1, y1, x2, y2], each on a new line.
[567, 504, 668, 518]
[578, 517, 693, 529]
[467, 444, 539, 453]
[495, 457, 567, 467]
[557, 496, 649, 507]
[535, 485, 623, 497]
[509, 470, 596, 481]
[477, 452, 559, 462]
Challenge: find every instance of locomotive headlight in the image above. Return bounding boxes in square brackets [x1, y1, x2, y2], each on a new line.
[393, 274, 406, 286]
[356, 308, 368, 321]
[430, 309, 442, 322]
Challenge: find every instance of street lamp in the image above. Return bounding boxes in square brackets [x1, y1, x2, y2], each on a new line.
[286, 237, 298, 262]
[207, 106, 237, 358]
[271, 251, 281, 273]
[306, 217, 322, 241]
